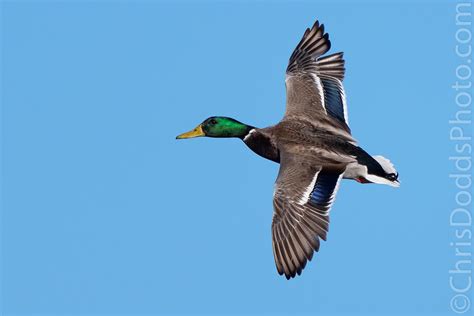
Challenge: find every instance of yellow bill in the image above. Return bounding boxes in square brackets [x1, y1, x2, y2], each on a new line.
[176, 124, 205, 139]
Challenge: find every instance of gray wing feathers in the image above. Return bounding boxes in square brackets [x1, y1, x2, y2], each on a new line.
[285, 21, 350, 133]
[271, 153, 341, 279]
[317, 53, 350, 130]
[287, 21, 331, 75]
[317, 52, 345, 80]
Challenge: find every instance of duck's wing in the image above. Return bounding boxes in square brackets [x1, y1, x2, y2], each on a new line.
[285, 21, 350, 133]
[272, 152, 343, 279]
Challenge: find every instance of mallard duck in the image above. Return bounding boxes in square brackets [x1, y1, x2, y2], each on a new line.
[176, 20, 399, 279]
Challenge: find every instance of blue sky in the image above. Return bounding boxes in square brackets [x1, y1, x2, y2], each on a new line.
[1, 0, 467, 315]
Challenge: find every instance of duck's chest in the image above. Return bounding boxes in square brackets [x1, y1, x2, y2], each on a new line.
[243, 129, 280, 163]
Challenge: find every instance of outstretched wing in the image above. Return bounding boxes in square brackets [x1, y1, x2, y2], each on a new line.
[272, 153, 343, 279]
[285, 21, 350, 133]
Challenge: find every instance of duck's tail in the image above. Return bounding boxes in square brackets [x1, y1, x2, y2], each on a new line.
[363, 155, 400, 187]
[344, 146, 400, 187]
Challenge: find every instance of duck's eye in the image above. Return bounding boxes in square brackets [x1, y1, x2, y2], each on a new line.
[209, 119, 217, 125]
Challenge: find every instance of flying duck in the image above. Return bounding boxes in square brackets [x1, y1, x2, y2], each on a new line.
[176, 20, 399, 279]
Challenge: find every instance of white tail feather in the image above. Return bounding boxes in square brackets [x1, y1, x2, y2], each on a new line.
[365, 174, 400, 187]
[373, 155, 397, 174]
[369, 155, 400, 187]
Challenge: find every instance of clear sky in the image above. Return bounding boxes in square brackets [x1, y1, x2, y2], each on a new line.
[1, 0, 468, 315]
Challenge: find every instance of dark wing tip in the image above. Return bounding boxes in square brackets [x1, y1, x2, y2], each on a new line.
[287, 20, 332, 74]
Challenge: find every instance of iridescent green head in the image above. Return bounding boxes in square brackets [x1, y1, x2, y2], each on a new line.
[176, 117, 253, 139]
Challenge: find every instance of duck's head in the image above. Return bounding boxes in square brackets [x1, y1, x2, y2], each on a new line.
[176, 116, 252, 139]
